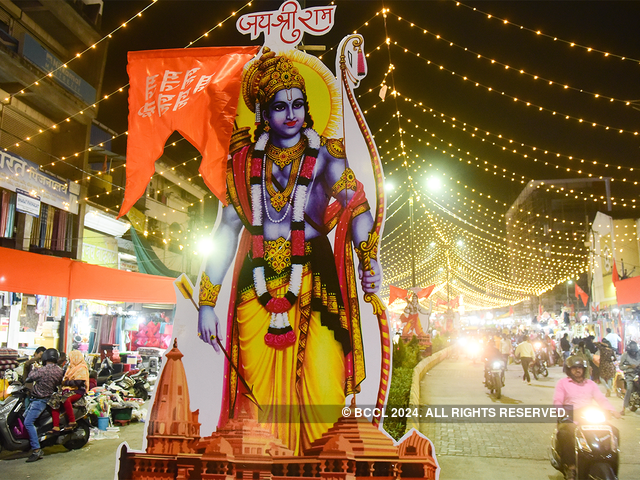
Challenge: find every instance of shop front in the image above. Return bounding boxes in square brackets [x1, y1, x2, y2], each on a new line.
[0, 246, 177, 359]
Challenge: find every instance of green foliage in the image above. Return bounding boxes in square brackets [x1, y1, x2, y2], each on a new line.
[392, 335, 406, 368]
[383, 337, 423, 440]
[431, 334, 449, 354]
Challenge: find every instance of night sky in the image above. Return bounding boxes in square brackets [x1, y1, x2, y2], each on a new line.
[96, 1, 640, 308]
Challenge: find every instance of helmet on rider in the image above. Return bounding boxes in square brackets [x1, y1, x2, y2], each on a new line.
[41, 348, 60, 365]
[565, 355, 588, 382]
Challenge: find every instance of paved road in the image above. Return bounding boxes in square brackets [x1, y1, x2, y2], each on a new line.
[0, 421, 144, 479]
[419, 355, 640, 479]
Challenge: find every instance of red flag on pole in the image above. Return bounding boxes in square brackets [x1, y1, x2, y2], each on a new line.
[388, 285, 409, 305]
[612, 260, 620, 283]
[118, 46, 258, 218]
[575, 284, 589, 307]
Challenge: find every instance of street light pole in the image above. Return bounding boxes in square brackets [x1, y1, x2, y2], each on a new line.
[409, 194, 416, 287]
[446, 248, 450, 306]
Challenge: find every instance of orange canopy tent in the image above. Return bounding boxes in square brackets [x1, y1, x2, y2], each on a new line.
[0, 246, 176, 303]
[0, 246, 177, 350]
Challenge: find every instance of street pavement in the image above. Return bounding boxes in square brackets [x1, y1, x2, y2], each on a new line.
[419, 355, 640, 479]
[0, 421, 145, 479]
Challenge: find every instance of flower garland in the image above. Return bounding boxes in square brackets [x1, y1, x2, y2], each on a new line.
[250, 128, 320, 348]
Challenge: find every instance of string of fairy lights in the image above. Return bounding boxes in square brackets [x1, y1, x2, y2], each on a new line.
[382, 209, 585, 309]
[388, 92, 639, 179]
[451, 1, 640, 65]
[381, 195, 588, 309]
[364, 39, 640, 136]
[371, 10, 640, 107]
[376, 122, 638, 210]
[382, 182, 587, 287]
[371, 3, 635, 310]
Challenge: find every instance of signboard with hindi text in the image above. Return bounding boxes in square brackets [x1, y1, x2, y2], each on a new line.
[0, 151, 79, 214]
[15, 188, 41, 217]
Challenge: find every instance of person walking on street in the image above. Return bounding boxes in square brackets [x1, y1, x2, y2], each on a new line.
[585, 335, 600, 382]
[604, 328, 622, 354]
[515, 337, 535, 384]
[596, 339, 617, 397]
[500, 334, 511, 370]
[23, 348, 63, 462]
[619, 340, 640, 415]
[560, 333, 572, 362]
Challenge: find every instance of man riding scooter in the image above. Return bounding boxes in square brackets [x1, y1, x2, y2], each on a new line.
[552, 355, 620, 480]
[23, 348, 63, 462]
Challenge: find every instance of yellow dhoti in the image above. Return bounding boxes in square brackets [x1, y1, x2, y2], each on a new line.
[236, 269, 345, 454]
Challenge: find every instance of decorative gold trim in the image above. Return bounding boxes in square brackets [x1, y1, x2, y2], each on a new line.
[265, 150, 303, 211]
[266, 137, 306, 169]
[264, 238, 292, 274]
[199, 272, 221, 307]
[230, 127, 252, 156]
[354, 231, 379, 271]
[330, 168, 357, 198]
[324, 137, 346, 159]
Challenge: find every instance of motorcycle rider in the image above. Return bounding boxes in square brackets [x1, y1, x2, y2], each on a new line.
[483, 341, 504, 385]
[553, 355, 620, 480]
[23, 348, 64, 463]
[619, 340, 640, 415]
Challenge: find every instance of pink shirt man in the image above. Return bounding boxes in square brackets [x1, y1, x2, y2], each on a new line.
[553, 377, 615, 412]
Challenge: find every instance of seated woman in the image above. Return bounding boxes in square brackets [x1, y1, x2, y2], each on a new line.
[48, 350, 89, 432]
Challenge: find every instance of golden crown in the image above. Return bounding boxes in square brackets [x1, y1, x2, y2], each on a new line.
[242, 48, 306, 113]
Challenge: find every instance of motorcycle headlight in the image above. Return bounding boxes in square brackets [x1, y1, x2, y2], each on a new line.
[492, 361, 502, 369]
[534, 342, 542, 349]
[581, 407, 606, 424]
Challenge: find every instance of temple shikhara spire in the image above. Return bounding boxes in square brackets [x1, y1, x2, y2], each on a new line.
[145, 339, 201, 455]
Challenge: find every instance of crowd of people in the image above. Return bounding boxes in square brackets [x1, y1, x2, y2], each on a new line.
[477, 327, 640, 413]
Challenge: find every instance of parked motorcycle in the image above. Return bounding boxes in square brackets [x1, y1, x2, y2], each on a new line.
[0, 383, 90, 453]
[116, 369, 150, 401]
[549, 406, 619, 480]
[102, 369, 150, 401]
[484, 359, 506, 399]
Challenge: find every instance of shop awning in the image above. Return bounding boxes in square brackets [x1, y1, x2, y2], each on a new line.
[0, 246, 176, 303]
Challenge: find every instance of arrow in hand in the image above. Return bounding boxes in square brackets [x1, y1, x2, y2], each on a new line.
[175, 274, 262, 411]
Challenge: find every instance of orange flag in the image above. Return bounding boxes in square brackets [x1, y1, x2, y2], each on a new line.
[612, 260, 620, 283]
[575, 284, 589, 307]
[417, 284, 435, 299]
[118, 46, 259, 218]
[388, 285, 409, 305]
